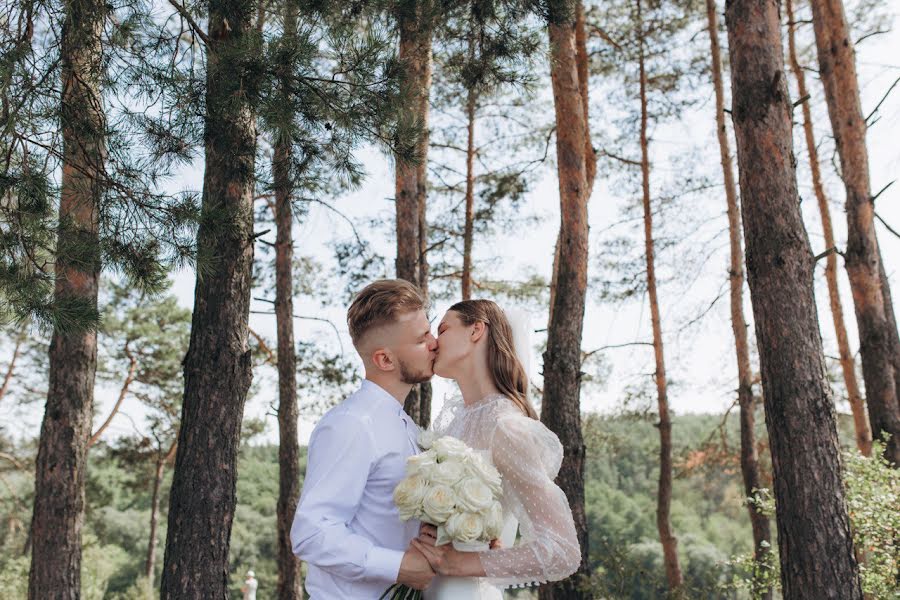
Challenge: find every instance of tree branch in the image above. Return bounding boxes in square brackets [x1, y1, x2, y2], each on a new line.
[0, 451, 26, 470]
[249, 310, 344, 355]
[599, 148, 641, 167]
[0, 336, 22, 403]
[814, 246, 838, 262]
[88, 344, 137, 448]
[865, 75, 900, 124]
[248, 326, 276, 366]
[167, 0, 211, 47]
[875, 211, 900, 241]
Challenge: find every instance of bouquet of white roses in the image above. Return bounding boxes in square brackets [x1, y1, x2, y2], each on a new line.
[393, 431, 504, 547]
[381, 432, 504, 600]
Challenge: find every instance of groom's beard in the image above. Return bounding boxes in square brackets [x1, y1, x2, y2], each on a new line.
[398, 358, 432, 385]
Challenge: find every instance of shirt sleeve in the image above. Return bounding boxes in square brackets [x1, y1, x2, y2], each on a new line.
[478, 414, 582, 588]
[290, 412, 405, 584]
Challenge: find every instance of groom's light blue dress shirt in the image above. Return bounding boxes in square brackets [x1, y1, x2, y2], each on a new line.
[291, 380, 421, 599]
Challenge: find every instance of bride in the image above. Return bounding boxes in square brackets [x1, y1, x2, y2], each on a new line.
[410, 299, 582, 599]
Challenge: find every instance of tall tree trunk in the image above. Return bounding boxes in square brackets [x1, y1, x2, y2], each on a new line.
[87, 344, 137, 448]
[461, 41, 477, 301]
[539, 4, 592, 598]
[810, 0, 900, 465]
[724, 0, 863, 596]
[396, 1, 433, 427]
[786, 0, 872, 456]
[160, 0, 258, 595]
[28, 0, 106, 596]
[636, 1, 682, 590]
[145, 441, 177, 582]
[273, 4, 303, 596]
[705, 1, 773, 596]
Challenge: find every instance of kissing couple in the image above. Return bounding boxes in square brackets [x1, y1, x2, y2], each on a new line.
[290, 279, 581, 599]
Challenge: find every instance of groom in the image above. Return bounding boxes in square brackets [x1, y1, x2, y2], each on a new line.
[291, 279, 438, 598]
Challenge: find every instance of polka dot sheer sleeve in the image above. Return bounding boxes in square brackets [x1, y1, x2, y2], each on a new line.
[477, 413, 581, 589]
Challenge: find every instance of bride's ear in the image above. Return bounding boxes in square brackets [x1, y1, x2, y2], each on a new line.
[470, 321, 487, 344]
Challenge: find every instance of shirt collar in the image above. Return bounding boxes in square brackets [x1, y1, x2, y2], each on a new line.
[360, 379, 409, 418]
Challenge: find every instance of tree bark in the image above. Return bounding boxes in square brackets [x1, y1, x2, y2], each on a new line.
[539, 5, 592, 598]
[396, 1, 433, 427]
[462, 42, 476, 301]
[28, 0, 106, 596]
[145, 441, 177, 582]
[160, 0, 258, 596]
[809, 0, 900, 465]
[636, 0, 682, 590]
[705, 1, 773, 596]
[724, 0, 863, 595]
[87, 344, 137, 448]
[878, 249, 900, 422]
[786, 0, 872, 457]
[273, 4, 303, 596]
[574, 1, 596, 198]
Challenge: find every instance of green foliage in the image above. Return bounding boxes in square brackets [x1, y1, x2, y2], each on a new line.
[583, 412, 761, 598]
[723, 438, 900, 598]
[843, 437, 899, 598]
[0, 555, 29, 599]
[0, 0, 205, 331]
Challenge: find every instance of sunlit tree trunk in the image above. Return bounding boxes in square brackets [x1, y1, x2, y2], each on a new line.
[636, 0, 682, 590]
[28, 0, 106, 596]
[810, 0, 900, 464]
[539, 3, 593, 597]
[786, 0, 872, 456]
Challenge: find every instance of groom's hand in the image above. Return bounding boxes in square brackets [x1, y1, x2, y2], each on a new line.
[398, 546, 435, 590]
[418, 523, 438, 546]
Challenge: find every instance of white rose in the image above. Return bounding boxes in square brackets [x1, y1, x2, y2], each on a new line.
[433, 436, 469, 462]
[483, 501, 504, 540]
[465, 454, 502, 494]
[393, 475, 428, 521]
[422, 484, 457, 524]
[454, 477, 493, 513]
[405, 451, 437, 478]
[444, 512, 485, 544]
[418, 430, 435, 450]
[430, 460, 466, 487]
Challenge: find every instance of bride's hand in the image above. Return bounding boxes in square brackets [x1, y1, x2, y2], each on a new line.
[410, 539, 487, 578]
[418, 523, 502, 550]
[418, 523, 438, 546]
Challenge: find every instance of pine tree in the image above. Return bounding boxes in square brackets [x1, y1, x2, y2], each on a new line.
[785, 0, 872, 457]
[540, 1, 594, 597]
[27, 0, 107, 596]
[724, 0, 863, 594]
[427, 0, 547, 302]
[704, 0, 772, 594]
[808, 0, 900, 466]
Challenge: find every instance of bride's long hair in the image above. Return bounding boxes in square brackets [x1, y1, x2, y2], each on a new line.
[447, 299, 539, 420]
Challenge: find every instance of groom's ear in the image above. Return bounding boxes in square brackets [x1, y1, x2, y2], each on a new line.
[471, 321, 487, 343]
[371, 347, 396, 372]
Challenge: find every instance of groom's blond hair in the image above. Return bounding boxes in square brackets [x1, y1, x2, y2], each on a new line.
[347, 279, 428, 348]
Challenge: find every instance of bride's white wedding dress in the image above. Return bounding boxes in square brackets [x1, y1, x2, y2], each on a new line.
[422, 393, 581, 600]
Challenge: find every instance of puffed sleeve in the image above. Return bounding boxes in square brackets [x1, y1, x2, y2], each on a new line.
[477, 414, 582, 588]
